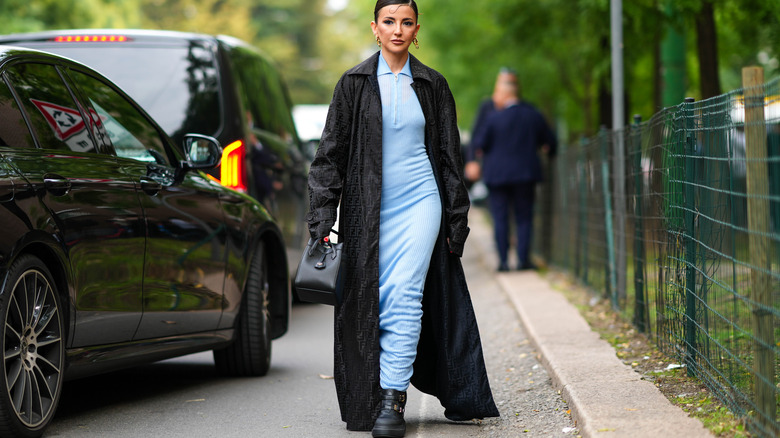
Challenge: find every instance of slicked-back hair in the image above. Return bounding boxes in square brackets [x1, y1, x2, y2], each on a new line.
[374, 0, 419, 22]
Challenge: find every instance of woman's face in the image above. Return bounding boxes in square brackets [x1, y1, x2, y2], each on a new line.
[371, 5, 419, 57]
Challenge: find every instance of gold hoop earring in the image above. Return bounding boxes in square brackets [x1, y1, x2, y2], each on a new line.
[413, 37, 419, 49]
[376, 36, 381, 47]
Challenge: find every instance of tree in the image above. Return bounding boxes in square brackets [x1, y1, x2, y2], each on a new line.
[416, 0, 778, 140]
[140, 0, 254, 42]
[7, 0, 779, 138]
[248, 0, 332, 104]
[696, 0, 721, 98]
[0, 0, 142, 33]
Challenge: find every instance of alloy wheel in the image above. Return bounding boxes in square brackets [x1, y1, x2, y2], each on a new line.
[3, 266, 63, 428]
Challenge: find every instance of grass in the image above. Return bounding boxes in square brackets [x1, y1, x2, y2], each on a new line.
[674, 389, 750, 437]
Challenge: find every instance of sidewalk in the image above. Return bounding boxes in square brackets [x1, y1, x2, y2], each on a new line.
[468, 208, 712, 438]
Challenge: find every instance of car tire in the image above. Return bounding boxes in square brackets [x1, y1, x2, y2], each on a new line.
[214, 241, 272, 376]
[0, 255, 64, 438]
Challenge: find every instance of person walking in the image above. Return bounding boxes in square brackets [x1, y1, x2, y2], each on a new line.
[464, 68, 517, 193]
[467, 69, 557, 271]
[469, 68, 518, 154]
[306, 1, 499, 437]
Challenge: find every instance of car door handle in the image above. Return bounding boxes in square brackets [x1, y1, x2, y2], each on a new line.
[43, 174, 71, 196]
[140, 177, 162, 196]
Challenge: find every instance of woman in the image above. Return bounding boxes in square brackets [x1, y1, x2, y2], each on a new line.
[306, 1, 499, 436]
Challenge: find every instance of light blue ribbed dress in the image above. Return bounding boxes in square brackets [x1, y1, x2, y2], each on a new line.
[377, 53, 442, 391]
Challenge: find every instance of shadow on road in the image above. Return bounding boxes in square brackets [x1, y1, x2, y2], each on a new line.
[56, 356, 224, 419]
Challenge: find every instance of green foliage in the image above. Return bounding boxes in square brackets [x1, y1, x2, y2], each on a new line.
[674, 391, 751, 437]
[0, 0, 143, 33]
[1, 0, 89, 32]
[4, 0, 779, 140]
[140, 0, 254, 41]
[412, 0, 779, 141]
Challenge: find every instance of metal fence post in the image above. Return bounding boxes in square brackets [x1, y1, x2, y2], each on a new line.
[540, 149, 555, 265]
[601, 127, 618, 307]
[631, 115, 648, 332]
[577, 137, 589, 283]
[742, 66, 777, 435]
[559, 147, 571, 270]
[683, 97, 698, 378]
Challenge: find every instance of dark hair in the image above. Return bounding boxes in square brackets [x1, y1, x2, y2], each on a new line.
[374, 0, 419, 22]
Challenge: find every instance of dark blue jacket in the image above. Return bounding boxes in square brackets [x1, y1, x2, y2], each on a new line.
[468, 98, 496, 161]
[470, 101, 556, 186]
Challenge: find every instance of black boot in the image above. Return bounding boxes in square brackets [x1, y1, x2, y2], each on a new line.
[371, 389, 406, 438]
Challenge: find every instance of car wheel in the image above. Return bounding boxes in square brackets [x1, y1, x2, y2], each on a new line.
[0, 255, 64, 438]
[214, 241, 272, 376]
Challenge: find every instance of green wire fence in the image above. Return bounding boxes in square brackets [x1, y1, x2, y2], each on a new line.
[534, 69, 779, 437]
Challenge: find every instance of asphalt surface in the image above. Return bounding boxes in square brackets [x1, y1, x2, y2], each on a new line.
[45, 207, 574, 437]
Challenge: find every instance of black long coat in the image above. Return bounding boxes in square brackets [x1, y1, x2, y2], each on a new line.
[306, 52, 499, 431]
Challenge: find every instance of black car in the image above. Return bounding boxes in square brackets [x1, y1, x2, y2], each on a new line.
[0, 46, 290, 437]
[0, 29, 310, 262]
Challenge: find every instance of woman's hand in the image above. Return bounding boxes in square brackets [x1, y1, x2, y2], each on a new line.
[464, 161, 481, 182]
[447, 238, 464, 257]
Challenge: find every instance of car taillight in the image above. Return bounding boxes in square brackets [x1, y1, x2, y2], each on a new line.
[220, 140, 247, 192]
[51, 35, 130, 43]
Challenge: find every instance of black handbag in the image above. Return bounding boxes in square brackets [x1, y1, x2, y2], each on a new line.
[293, 232, 343, 305]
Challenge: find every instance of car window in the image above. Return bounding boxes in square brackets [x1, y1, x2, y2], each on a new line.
[67, 69, 171, 166]
[230, 47, 297, 148]
[0, 75, 35, 148]
[4, 62, 97, 153]
[29, 42, 222, 146]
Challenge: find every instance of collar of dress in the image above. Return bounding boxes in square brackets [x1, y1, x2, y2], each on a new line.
[377, 51, 412, 78]
[349, 51, 433, 83]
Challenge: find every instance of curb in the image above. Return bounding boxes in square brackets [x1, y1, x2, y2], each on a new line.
[467, 208, 712, 437]
[498, 274, 711, 438]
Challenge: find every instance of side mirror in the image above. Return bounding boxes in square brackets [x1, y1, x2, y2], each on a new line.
[181, 134, 222, 170]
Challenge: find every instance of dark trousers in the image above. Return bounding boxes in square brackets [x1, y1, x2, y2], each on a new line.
[487, 182, 536, 267]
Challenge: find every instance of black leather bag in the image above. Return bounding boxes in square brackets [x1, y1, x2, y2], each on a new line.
[293, 234, 343, 305]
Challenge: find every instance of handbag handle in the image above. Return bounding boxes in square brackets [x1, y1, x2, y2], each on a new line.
[313, 228, 339, 242]
[309, 228, 341, 261]
[313, 228, 339, 245]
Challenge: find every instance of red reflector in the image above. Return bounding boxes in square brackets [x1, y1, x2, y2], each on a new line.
[220, 140, 247, 192]
[52, 35, 129, 43]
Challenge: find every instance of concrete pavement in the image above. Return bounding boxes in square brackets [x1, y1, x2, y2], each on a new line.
[467, 207, 712, 438]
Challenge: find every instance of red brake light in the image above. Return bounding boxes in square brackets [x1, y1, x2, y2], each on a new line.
[52, 35, 129, 43]
[220, 140, 247, 192]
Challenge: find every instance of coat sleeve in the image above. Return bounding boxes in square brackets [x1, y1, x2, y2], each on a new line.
[436, 76, 470, 256]
[306, 74, 353, 239]
[470, 109, 493, 157]
[467, 99, 492, 161]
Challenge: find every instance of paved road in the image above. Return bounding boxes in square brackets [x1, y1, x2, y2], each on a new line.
[47, 209, 575, 437]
